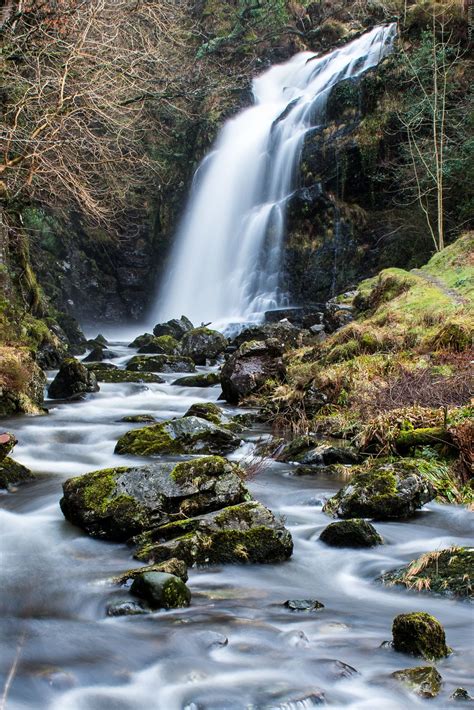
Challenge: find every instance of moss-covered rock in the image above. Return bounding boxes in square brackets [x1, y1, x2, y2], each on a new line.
[220, 340, 286, 404]
[130, 571, 191, 609]
[48, 358, 99, 399]
[319, 519, 383, 548]
[120, 414, 157, 424]
[135, 500, 293, 566]
[392, 612, 450, 660]
[279, 436, 359, 465]
[114, 415, 241, 456]
[60, 456, 248, 541]
[381, 547, 473, 599]
[391, 666, 442, 699]
[153, 316, 193, 341]
[92, 369, 164, 384]
[180, 327, 228, 365]
[172, 372, 221, 387]
[137, 335, 181, 355]
[0, 456, 36, 489]
[323, 460, 435, 520]
[114, 558, 188, 585]
[126, 354, 195, 373]
[128, 333, 154, 349]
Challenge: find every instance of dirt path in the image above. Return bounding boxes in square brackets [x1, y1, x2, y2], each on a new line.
[411, 268, 467, 306]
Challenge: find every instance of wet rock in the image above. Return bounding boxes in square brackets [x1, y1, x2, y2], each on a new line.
[128, 333, 154, 349]
[135, 500, 293, 566]
[130, 571, 191, 609]
[391, 666, 442, 698]
[193, 631, 228, 649]
[180, 327, 228, 365]
[323, 460, 435, 520]
[451, 688, 474, 702]
[114, 558, 188, 584]
[106, 599, 148, 616]
[279, 436, 359, 465]
[60, 456, 248, 541]
[232, 320, 303, 351]
[183, 402, 226, 425]
[85, 362, 117, 371]
[115, 416, 241, 456]
[94, 334, 108, 346]
[392, 612, 450, 660]
[120, 414, 157, 424]
[35, 341, 65, 369]
[319, 519, 383, 548]
[48, 358, 99, 399]
[137, 335, 181, 355]
[0, 349, 46, 416]
[220, 340, 286, 404]
[172, 372, 221, 387]
[153, 316, 193, 341]
[126, 354, 195, 373]
[284, 599, 324, 611]
[0, 456, 36, 490]
[381, 547, 473, 599]
[92, 369, 164, 384]
[83, 347, 115, 363]
[0, 432, 17, 460]
[259, 688, 325, 708]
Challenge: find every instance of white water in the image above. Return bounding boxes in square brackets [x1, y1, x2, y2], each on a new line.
[153, 24, 397, 331]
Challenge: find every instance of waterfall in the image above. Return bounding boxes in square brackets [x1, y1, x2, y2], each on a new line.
[153, 24, 397, 332]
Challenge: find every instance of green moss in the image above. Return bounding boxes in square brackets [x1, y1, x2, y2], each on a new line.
[115, 423, 180, 456]
[92, 369, 163, 384]
[395, 427, 451, 453]
[152, 335, 180, 354]
[78, 467, 130, 515]
[170, 456, 232, 483]
[184, 402, 223, 425]
[392, 612, 450, 660]
[392, 666, 442, 699]
[382, 547, 473, 598]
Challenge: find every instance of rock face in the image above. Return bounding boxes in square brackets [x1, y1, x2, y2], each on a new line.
[392, 612, 450, 660]
[130, 571, 191, 609]
[323, 461, 435, 520]
[381, 547, 473, 599]
[172, 372, 221, 387]
[220, 340, 286, 404]
[60, 456, 248, 541]
[126, 354, 195, 373]
[180, 327, 228, 365]
[114, 416, 241, 456]
[135, 500, 293, 566]
[48, 358, 99, 399]
[319, 519, 383, 548]
[391, 667, 442, 699]
[153, 316, 193, 340]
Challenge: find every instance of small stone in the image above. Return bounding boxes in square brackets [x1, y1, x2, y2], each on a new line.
[120, 414, 157, 424]
[172, 372, 221, 387]
[284, 599, 324, 611]
[451, 688, 474, 702]
[392, 666, 442, 698]
[319, 519, 383, 548]
[392, 612, 450, 660]
[130, 571, 191, 610]
[106, 600, 148, 616]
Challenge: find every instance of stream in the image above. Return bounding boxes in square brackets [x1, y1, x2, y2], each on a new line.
[0, 340, 472, 709]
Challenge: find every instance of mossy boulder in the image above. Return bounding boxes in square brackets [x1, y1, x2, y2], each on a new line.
[220, 340, 286, 404]
[279, 437, 359, 466]
[128, 333, 154, 349]
[134, 500, 293, 566]
[83, 347, 114, 363]
[60, 456, 248, 541]
[114, 558, 188, 585]
[153, 316, 193, 341]
[323, 461, 435, 520]
[137, 335, 181, 355]
[172, 372, 221, 387]
[184, 402, 224, 426]
[114, 415, 241, 457]
[392, 612, 450, 660]
[381, 547, 473, 599]
[48, 358, 99, 399]
[232, 321, 303, 351]
[120, 414, 157, 424]
[319, 519, 383, 548]
[92, 369, 164, 384]
[0, 456, 36, 490]
[391, 666, 442, 699]
[126, 354, 195, 373]
[180, 327, 228, 365]
[130, 571, 191, 610]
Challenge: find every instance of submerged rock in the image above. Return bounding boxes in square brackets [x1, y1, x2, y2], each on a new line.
[153, 316, 193, 341]
[92, 369, 164, 384]
[60, 456, 248, 541]
[180, 327, 228, 365]
[130, 571, 191, 609]
[392, 612, 450, 660]
[391, 666, 442, 698]
[451, 688, 474, 702]
[114, 415, 241, 456]
[126, 354, 195, 373]
[48, 358, 99, 399]
[323, 461, 435, 520]
[172, 372, 221, 387]
[220, 340, 286, 404]
[284, 599, 324, 611]
[135, 500, 293, 566]
[381, 547, 473, 599]
[114, 558, 188, 584]
[120, 414, 157, 424]
[106, 599, 148, 616]
[319, 519, 383, 548]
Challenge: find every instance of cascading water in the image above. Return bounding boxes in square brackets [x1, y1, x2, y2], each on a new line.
[153, 24, 397, 331]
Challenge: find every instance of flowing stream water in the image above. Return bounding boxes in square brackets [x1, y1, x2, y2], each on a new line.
[1, 342, 473, 709]
[154, 24, 396, 331]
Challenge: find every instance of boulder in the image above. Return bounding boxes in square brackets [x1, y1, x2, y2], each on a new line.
[319, 519, 383, 548]
[114, 416, 241, 456]
[0, 456, 35, 490]
[180, 327, 228, 365]
[83, 347, 115, 363]
[137, 335, 181, 355]
[128, 333, 154, 349]
[126, 355, 195, 373]
[392, 612, 450, 660]
[48, 358, 99, 399]
[391, 666, 442, 699]
[153, 316, 193, 341]
[94, 334, 108, 345]
[91, 369, 164, 384]
[130, 571, 191, 609]
[60, 456, 248, 541]
[232, 321, 303, 351]
[451, 688, 474, 702]
[381, 547, 473, 599]
[134, 500, 293, 566]
[172, 372, 221, 387]
[114, 558, 188, 585]
[0, 432, 17, 460]
[120, 414, 157, 424]
[323, 461, 435, 520]
[220, 340, 286, 404]
[279, 436, 359, 465]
